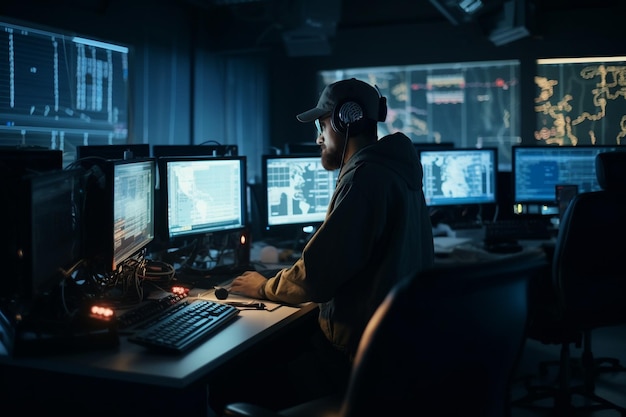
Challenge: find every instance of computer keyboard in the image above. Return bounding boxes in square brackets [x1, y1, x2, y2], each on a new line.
[117, 292, 188, 330]
[484, 218, 555, 241]
[128, 299, 240, 353]
[447, 220, 484, 230]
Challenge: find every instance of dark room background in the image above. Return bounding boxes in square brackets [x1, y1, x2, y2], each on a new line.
[0, 0, 624, 183]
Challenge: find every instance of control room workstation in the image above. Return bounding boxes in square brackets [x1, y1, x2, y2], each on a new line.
[1, 142, 620, 359]
[0, 146, 337, 361]
[0, 141, 621, 410]
[0, 145, 324, 416]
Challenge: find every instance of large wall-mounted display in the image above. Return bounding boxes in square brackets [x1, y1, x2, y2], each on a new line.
[0, 19, 130, 164]
[534, 56, 626, 147]
[319, 59, 521, 170]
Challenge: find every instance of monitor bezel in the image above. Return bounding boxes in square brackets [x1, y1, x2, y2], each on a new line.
[76, 144, 151, 161]
[152, 144, 238, 159]
[283, 142, 321, 155]
[413, 142, 455, 153]
[418, 147, 498, 207]
[0, 147, 63, 174]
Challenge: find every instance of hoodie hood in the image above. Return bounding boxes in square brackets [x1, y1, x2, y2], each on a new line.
[339, 132, 423, 191]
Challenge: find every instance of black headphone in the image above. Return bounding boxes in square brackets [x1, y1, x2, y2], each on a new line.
[330, 89, 388, 136]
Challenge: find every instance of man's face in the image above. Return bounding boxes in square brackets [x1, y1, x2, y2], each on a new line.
[316, 116, 345, 171]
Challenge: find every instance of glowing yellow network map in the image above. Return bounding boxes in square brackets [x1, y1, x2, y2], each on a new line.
[534, 60, 626, 146]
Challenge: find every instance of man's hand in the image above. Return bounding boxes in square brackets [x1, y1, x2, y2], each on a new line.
[230, 270, 268, 298]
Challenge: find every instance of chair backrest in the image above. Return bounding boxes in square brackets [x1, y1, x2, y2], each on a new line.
[553, 150, 626, 326]
[340, 249, 549, 417]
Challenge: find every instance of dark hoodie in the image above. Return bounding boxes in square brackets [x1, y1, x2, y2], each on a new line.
[262, 132, 435, 357]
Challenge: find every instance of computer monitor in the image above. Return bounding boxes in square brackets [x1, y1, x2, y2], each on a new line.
[82, 158, 155, 272]
[413, 142, 455, 153]
[152, 144, 238, 158]
[0, 147, 63, 175]
[0, 19, 131, 168]
[512, 145, 624, 215]
[284, 142, 320, 155]
[262, 154, 338, 234]
[76, 144, 150, 161]
[157, 156, 247, 245]
[2, 168, 83, 301]
[419, 147, 498, 207]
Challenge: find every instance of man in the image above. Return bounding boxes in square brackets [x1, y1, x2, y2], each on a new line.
[227, 77, 434, 405]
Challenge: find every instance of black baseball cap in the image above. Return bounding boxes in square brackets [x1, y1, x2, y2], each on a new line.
[296, 78, 385, 123]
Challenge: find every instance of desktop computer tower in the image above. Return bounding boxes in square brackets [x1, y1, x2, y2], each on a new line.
[203, 227, 251, 270]
[0, 169, 83, 303]
[169, 227, 252, 286]
[234, 227, 251, 268]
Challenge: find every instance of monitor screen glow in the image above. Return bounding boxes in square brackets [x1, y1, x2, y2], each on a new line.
[160, 156, 247, 242]
[112, 159, 155, 270]
[512, 145, 624, 209]
[0, 20, 131, 166]
[262, 155, 338, 230]
[419, 148, 498, 207]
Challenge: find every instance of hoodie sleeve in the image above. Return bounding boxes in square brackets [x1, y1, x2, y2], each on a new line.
[263, 176, 382, 304]
[262, 257, 310, 304]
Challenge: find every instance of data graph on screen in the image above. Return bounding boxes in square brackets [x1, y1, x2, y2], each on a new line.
[419, 147, 497, 207]
[512, 145, 624, 215]
[161, 156, 246, 241]
[263, 155, 338, 230]
[0, 19, 130, 164]
[320, 59, 520, 169]
[113, 159, 155, 270]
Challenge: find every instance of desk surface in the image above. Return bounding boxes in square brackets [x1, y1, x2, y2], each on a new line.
[0, 291, 316, 390]
[430, 226, 554, 263]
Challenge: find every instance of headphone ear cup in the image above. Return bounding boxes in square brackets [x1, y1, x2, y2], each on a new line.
[332, 100, 364, 135]
[330, 106, 344, 135]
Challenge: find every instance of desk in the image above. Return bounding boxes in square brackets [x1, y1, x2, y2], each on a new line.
[0, 289, 317, 416]
[0, 235, 552, 415]
[432, 227, 555, 265]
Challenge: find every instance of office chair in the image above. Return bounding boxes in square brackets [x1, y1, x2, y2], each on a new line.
[512, 150, 626, 416]
[222, 249, 549, 417]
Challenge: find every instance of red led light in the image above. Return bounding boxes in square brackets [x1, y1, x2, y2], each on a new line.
[171, 286, 188, 295]
[90, 305, 115, 320]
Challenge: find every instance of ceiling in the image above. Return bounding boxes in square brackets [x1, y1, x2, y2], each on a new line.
[192, 0, 623, 29]
[339, 0, 621, 29]
[183, 0, 624, 51]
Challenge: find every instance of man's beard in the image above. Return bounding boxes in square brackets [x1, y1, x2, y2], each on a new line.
[321, 147, 343, 170]
[321, 139, 345, 171]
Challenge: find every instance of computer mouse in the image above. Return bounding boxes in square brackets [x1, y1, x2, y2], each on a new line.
[214, 286, 229, 300]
